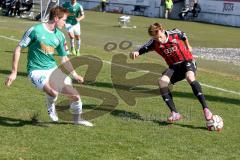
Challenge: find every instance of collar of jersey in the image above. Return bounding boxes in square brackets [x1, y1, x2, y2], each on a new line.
[42, 23, 54, 34]
[71, 2, 77, 7]
[164, 31, 169, 43]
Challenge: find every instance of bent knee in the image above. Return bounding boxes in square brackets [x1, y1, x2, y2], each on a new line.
[43, 85, 58, 97]
[186, 71, 196, 84]
[158, 76, 170, 87]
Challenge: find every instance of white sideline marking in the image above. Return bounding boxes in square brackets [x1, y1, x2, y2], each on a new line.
[89, 56, 240, 96]
[1, 34, 240, 96]
[0, 35, 19, 42]
[200, 83, 240, 96]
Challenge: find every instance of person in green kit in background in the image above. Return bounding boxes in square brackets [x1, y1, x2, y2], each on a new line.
[62, 0, 85, 56]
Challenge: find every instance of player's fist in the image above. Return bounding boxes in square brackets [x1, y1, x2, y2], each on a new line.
[130, 51, 139, 59]
[5, 72, 17, 87]
[73, 74, 84, 84]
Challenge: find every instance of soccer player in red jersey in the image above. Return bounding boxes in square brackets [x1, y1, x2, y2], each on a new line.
[130, 22, 213, 123]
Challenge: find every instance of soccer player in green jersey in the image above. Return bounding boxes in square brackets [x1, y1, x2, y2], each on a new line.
[5, 6, 93, 127]
[62, 0, 85, 56]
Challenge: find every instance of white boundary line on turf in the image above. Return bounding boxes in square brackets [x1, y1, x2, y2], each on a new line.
[85, 55, 240, 96]
[200, 83, 240, 96]
[1, 34, 240, 96]
[0, 35, 19, 42]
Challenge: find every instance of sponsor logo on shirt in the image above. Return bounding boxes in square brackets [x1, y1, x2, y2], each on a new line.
[69, 13, 75, 16]
[164, 46, 177, 55]
[40, 43, 54, 54]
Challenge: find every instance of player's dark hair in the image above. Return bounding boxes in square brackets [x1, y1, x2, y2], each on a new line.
[49, 6, 69, 21]
[148, 23, 163, 36]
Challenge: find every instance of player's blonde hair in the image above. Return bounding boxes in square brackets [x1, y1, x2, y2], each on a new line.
[148, 23, 163, 36]
[49, 6, 69, 21]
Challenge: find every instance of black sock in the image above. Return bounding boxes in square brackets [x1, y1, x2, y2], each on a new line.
[190, 81, 208, 109]
[160, 87, 177, 113]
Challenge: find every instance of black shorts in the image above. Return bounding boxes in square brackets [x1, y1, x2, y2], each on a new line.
[162, 60, 197, 84]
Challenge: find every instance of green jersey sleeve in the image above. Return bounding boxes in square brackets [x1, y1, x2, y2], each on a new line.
[19, 27, 36, 48]
[79, 5, 84, 16]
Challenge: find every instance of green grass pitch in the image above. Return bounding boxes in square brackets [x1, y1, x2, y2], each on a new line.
[0, 11, 239, 159]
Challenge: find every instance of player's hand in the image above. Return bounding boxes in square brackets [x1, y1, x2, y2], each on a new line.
[5, 72, 17, 87]
[73, 74, 84, 84]
[130, 51, 139, 59]
[76, 17, 83, 22]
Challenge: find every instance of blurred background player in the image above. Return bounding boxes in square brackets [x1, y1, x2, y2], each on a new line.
[164, 0, 173, 19]
[62, 0, 85, 56]
[130, 22, 213, 124]
[101, 0, 107, 12]
[192, 0, 201, 18]
[5, 6, 92, 127]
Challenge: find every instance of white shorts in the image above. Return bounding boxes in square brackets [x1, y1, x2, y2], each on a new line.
[28, 68, 72, 91]
[65, 23, 81, 35]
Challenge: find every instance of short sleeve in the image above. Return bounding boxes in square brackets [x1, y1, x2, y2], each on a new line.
[19, 27, 35, 48]
[173, 28, 187, 41]
[79, 5, 84, 16]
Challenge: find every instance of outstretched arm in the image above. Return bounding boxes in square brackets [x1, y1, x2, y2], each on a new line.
[130, 39, 155, 59]
[5, 45, 22, 86]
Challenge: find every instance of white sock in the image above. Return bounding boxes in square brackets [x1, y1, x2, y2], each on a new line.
[70, 101, 83, 122]
[71, 39, 75, 49]
[77, 39, 81, 51]
[70, 101, 82, 114]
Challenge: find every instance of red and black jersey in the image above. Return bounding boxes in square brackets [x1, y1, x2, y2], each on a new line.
[138, 28, 193, 66]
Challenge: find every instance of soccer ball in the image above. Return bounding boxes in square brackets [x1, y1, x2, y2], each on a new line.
[206, 115, 224, 131]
